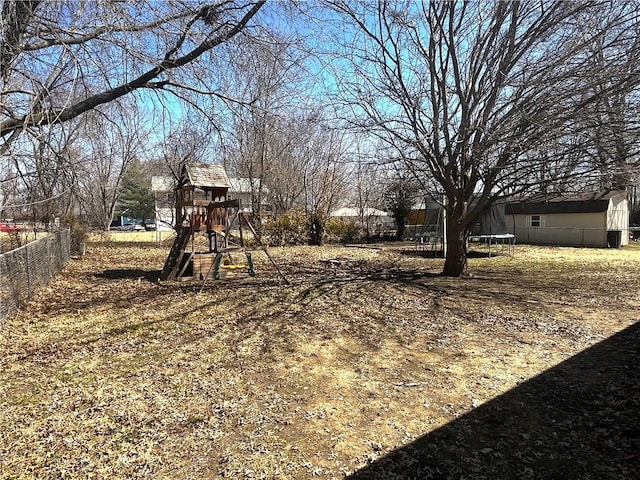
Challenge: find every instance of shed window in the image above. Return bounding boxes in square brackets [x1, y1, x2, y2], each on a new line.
[527, 215, 545, 227]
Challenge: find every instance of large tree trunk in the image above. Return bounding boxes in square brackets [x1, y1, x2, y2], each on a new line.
[442, 221, 468, 277]
[307, 213, 325, 246]
[395, 215, 406, 240]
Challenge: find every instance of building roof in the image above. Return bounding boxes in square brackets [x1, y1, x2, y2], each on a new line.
[152, 174, 258, 194]
[181, 164, 231, 189]
[506, 190, 627, 215]
[331, 207, 388, 217]
[228, 177, 269, 194]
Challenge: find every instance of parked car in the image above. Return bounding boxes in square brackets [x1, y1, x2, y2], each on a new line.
[0, 222, 20, 233]
[116, 223, 144, 231]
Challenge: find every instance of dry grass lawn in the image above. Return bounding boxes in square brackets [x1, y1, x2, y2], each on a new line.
[1, 239, 639, 479]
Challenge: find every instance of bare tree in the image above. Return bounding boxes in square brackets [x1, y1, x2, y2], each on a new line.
[300, 119, 350, 245]
[328, 0, 640, 276]
[0, 0, 266, 151]
[228, 101, 348, 243]
[582, 12, 640, 192]
[223, 32, 307, 231]
[261, 112, 307, 217]
[157, 118, 216, 182]
[384, 173, 418, 241]
[0, 122, 78, 225]
[75, 104, 151, 230]
[1, 0, 266, 229]
[350, 155, 387, 240]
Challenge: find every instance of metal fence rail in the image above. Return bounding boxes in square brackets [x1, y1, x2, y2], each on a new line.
[0, 229, 70, 320]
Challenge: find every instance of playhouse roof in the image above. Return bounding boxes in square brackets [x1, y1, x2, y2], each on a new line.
[506, 190, 627, 215]
[181, 164, 231, 189]
[152, 174, 261, 195]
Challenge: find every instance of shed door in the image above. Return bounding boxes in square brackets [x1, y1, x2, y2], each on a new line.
[607, 230, 622, 248]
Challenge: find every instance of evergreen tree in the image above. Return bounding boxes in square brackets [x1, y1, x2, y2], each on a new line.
[118, 159, 155, 226]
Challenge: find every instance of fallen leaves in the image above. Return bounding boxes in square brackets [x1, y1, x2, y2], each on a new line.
[0, 242, 639, 478]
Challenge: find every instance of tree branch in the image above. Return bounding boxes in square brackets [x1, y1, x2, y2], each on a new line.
[0, 0, 266, 138]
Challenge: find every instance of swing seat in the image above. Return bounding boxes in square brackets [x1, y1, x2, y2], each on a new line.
[220, 263, 249, 270]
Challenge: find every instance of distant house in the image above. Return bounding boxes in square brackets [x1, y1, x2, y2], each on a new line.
[330, 206, 395, 235]
[151, 170, 267, 231]
[228, 178, 270, 214]
[506, 190, 629, 248]
[151, 176, 176, 231]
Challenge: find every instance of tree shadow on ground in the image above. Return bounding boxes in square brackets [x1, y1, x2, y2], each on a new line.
[94, 269, 160, 282]
[398, 249, 445, 259]
[466, 250, 506, 258]
[399, 249, 507, 259]
[348, 321, 640, 480]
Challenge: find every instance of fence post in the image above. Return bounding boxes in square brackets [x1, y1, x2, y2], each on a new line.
[47, 235, 52, 282]
[25, 243, 32, 295]
[65, 228, 71, 260]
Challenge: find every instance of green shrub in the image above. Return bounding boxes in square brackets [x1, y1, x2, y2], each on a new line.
[324, 218, 364, 244]
[263, 210, 308, 246]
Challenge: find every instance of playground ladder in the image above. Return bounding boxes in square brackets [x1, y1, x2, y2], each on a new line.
[160, 227, 190, 280]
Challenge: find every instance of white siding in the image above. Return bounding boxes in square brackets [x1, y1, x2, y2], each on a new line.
[155, 207, 175, 231]
[607, 196, 629, 246]
[506, 212, 608, 247]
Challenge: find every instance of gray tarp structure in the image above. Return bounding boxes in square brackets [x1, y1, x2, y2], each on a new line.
[474, 202, 508, 236]
[413, 199, 509, 237]
[470, 201, 515, 256]
[411, 198, 513, 256]
[423, 206, 445, 236]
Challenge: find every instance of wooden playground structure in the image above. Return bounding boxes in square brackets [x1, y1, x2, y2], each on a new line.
[160, 165, 286, 284]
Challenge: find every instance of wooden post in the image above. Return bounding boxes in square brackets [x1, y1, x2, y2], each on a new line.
[240, 212, 289, 285]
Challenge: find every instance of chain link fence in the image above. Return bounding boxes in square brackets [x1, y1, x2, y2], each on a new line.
[0, 229, 71, 320]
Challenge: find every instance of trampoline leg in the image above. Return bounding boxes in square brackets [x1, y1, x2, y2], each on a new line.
[213, 253, 223, 280]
